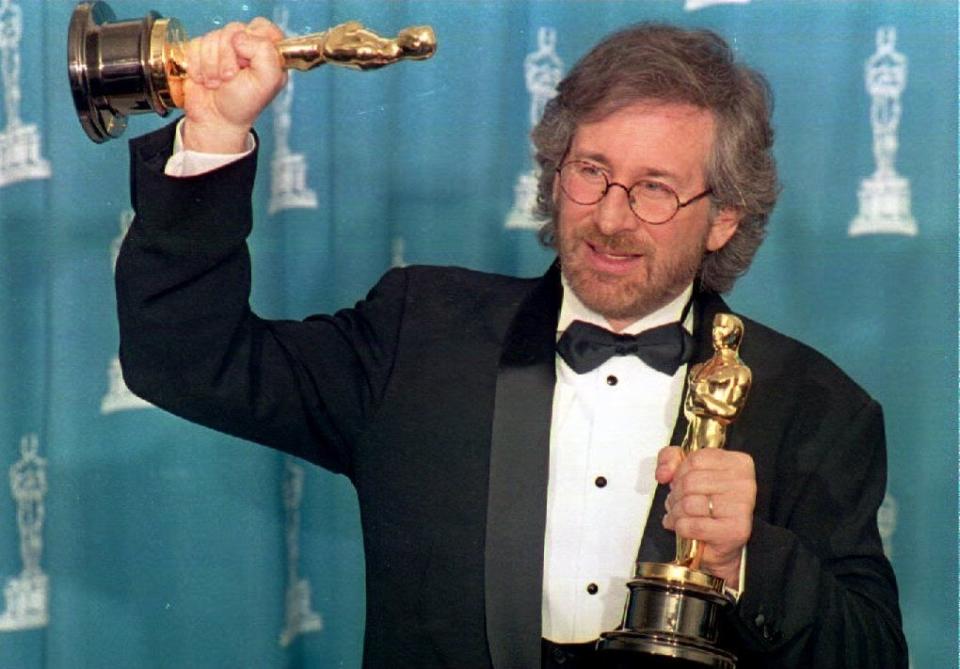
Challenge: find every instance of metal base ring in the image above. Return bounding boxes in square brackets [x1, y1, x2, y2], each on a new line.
[598, 630, 737, 668]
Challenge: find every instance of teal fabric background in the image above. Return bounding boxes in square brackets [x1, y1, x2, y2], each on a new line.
[0, 1, 955, 667]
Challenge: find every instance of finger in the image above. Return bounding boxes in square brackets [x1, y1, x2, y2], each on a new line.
[663, 492, 712, 532]
[673, 495, 754, 528]
[655, 446, 683, 484]
[673, 515, 726, 543]
[667, 492, 715, 519]
[233, 30, 285, 81]
[217, 22, 245, 81]
[670, 451, 755, 494]
[681, 448, 755, 475]
[247, 16, 285, 42]
[200, 29, 222, 87]
[671, 475, 757, 508]
[665, 489, 754, 526]
[185, 36, 205, 85]
[672, 467, 752, 498]
[674, 512, 752, 547]
[673, 450, 722, 481]
[699, 494, 751, 520]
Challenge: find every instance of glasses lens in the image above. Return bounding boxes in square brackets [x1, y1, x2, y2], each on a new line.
[628, 180, 679, 224]
[559, 162, 606, 205]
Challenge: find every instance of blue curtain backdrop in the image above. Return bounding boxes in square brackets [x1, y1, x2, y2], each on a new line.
[0, 0, 955, 667]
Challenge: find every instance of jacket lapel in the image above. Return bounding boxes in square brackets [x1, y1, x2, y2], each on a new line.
[485, 262, 562, 669]
[637, 291, 731, 563]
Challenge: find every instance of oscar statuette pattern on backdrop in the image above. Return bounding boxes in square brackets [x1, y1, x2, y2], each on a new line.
[0, 1, 954, 667]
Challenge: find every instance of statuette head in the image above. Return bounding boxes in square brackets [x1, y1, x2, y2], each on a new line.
[396, 26, 436, 60]
[712, 313, 744, 351]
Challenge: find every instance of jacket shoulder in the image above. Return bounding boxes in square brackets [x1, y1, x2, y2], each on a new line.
[737, 315, 875, 409]
[375, 264, 540, 310]
[392, 264, 539, 290]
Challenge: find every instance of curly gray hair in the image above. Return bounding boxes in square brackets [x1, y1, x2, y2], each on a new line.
[532, 24, 779, 293]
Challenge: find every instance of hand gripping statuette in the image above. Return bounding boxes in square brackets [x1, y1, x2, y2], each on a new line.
[67, 1, 436, 143]
[598, 313, 751, 668]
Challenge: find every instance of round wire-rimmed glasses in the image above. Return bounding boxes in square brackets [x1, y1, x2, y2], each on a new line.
[556, 160, 713, 225]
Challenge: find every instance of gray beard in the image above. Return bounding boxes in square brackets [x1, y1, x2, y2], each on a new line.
[558, 229, 705, 322]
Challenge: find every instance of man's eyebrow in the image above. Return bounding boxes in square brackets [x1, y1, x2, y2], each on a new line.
[568, 150, 612, 166]
[568, 150, 684, 183]
[640, 168, 685, 184]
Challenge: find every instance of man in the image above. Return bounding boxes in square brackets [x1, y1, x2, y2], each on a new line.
[116, 20, 907, 668]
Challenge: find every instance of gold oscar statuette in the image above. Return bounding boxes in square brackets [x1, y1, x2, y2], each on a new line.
[598, 313, 752, 669]
[67, 1, 437, 143]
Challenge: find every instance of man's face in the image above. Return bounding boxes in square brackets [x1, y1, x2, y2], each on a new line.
[555, 101, 739, 330]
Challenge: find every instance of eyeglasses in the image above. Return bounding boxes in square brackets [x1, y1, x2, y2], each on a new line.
[556, 160, 713, 225]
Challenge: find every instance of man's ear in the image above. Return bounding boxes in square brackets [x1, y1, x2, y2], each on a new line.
[706, 207, 741, 251]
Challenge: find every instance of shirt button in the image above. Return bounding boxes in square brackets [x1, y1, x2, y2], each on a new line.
[606, 375, 618, 386]
[595, 476, 607, 488]
[754, 614, 765, 627]
[586, 583, 599, 595]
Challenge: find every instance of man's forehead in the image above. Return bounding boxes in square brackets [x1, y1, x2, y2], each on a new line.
[567, 101, 715, 180]
[585, 96, 711, 120]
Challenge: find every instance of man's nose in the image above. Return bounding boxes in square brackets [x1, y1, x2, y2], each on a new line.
[594, 183, 639, 236]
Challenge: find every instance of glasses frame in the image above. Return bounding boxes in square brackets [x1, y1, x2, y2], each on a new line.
[556, 160, 713, 225]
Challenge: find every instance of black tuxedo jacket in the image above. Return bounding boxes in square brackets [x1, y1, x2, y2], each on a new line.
[117, 123, 906, 668]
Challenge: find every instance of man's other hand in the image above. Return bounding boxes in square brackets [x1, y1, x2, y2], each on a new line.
[656, 446, 756, 588]
[182, 18, 287, 153]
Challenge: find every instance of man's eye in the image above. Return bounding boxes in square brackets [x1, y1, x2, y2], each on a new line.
[634, 179, 673, 197]
[575, 163, 606, 179]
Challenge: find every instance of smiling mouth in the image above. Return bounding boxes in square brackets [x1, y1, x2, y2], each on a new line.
[587, 241, 642, 260]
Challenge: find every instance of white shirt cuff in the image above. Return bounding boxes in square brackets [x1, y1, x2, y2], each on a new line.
[163, 119, 256, 177]
[723, 545, 748, 603]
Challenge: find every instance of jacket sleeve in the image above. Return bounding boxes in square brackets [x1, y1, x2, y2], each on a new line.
[723, 396, 907, 668]
[116, 122, 405, 477]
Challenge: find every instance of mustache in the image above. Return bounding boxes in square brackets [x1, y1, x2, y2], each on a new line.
[579, 231, 652, 255]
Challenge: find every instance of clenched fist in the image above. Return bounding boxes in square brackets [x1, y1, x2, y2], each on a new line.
[181, 18, 288, 153]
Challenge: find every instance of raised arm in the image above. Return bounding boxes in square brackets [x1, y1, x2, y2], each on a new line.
[115, 19, 407, 476]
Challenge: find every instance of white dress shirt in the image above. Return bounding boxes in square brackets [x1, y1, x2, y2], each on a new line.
[542, 279, 693, 643]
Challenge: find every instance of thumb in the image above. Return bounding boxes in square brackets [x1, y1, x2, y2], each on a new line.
[233, 31, 285, 85]
[655, 446, 683, 485]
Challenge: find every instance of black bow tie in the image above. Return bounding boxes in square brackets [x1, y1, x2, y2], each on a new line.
[556, 319, 695, 376]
